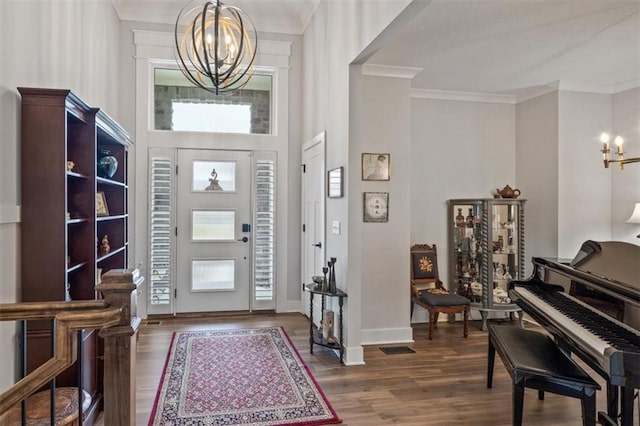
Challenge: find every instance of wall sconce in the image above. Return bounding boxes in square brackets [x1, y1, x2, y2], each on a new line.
[626, 203, 640, 238]
[175, 0, 257, 95]
[599, 132, 640, 169]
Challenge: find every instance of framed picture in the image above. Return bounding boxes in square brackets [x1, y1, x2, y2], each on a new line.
[327, 167, 344, 198]
[363, 192, 389, 222]
[362, 153, 390, 181]
[96, 191, 109, 216]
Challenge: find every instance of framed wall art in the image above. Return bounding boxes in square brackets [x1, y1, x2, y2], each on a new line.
[363, 192, 389, 222]
[327, 167, 344, 198]
[362, 153, 390, 181]
[96, 191, 109, 216]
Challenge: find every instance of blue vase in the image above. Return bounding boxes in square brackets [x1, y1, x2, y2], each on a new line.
[97, 150, 118, 178]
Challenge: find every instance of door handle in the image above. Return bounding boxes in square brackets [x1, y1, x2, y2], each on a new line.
[237, 236, 249, 243]
[312, 242, 322, 248]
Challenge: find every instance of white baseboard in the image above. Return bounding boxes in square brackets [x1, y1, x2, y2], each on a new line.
[279, 299, 304, 314]
[0, 205, 20, 224]
[361, 327, 414, 345]
[344, 345, 365, 365]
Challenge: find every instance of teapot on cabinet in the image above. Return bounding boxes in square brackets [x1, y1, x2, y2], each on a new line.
[496, 185, 521, 199]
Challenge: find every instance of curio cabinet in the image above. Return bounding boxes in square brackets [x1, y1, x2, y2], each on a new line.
[447, 198, 526, 331]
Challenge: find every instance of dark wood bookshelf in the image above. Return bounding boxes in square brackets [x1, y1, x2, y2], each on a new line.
[18, 87, 132, 425]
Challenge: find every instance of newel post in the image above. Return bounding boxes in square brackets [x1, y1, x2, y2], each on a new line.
[97, 269, 144, 426]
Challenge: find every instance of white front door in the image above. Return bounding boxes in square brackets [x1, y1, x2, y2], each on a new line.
[176, 149, 252, 313]
[301, 133, 325, 317]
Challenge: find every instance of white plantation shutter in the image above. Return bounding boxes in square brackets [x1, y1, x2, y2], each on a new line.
[254, 159, 275, 304]
[149, 157, 172, 307]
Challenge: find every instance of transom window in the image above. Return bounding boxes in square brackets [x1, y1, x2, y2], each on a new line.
[154, 68, 272, 134]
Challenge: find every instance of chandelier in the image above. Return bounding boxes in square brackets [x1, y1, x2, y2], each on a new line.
[599, 132, 640, 170]
[175, 0, 257, 95]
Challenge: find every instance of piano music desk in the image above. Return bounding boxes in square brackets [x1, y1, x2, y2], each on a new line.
[487, 324, 600, 426]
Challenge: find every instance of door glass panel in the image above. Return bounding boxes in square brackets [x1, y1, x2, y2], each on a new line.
[193, 161, 236, 192]
[192, 210, 235, 241]
[192, 259, 235, 291]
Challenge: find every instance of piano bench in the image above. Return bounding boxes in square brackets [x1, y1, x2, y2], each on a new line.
[487, 324, 600, 426]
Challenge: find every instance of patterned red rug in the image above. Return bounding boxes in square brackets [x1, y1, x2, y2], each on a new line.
[148, 327, 341, 425]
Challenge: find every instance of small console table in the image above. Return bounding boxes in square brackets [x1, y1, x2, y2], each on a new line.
[304, 283, 347, 364]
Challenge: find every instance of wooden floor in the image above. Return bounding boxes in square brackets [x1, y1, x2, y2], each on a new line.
[107, 312, 626, 425]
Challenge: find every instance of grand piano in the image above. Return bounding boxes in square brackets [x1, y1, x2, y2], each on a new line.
[508, 240, 640, 426]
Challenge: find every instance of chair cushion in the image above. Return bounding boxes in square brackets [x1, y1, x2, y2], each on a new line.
[411, 252, 438, 279]
[419, 291, 470, 307]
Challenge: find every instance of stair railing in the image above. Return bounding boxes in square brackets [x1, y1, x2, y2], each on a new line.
[0, 268, 142, 425]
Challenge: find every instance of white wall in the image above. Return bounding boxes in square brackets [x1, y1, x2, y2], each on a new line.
[558, 91, 613, 257]
[302, 0, 414, 364]
[351, 71, 413, 344]
[0, 0, 121, 392]
[410, 97, 516, 321]
[516, 88, 639, 265]
[554, 88, 638, 256]
[515, 92, 559, 269]
[611, 88, 640, 243]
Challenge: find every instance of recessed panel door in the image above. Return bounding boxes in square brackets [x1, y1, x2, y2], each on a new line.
[176, 149, 252, 313]
[301, 133, 325, 318]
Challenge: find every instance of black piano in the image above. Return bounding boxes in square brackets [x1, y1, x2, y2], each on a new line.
[509, 240, 640, 426]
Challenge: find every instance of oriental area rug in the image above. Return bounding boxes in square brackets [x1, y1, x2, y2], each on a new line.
[148, 327, 341, 426]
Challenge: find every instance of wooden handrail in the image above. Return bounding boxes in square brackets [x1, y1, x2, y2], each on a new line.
[0, 300, 110, 321]
[0, 301, 123, 415]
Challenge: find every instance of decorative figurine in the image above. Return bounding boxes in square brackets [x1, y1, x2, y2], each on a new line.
[328, 257, 337, 294]
[65, 282, 72, 301]
[323, 310, 335, 343]
[100, 235, 110, 255]
[205, 168, 223, 191]
[97, 150, 118, 178]
[322, 266, 329, 292]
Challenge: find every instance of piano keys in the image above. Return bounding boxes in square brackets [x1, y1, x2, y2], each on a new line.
[511, 282, 640, 387]
[508, 241, 640, 426]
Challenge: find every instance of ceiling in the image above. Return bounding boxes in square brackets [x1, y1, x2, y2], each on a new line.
[111, 0, 320, 34]
[371, 0, 640, 95]
[113, 0, 640, 95]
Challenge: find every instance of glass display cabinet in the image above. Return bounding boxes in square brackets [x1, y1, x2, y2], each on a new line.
[447, 199, 526, 331]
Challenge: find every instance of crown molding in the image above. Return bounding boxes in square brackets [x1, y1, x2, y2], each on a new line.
[109, 0, 124, 19]
[411, 89, 516, 104]
[515, 83, 559, 103]
[255, 23, 304, 36]
[556, 79, 640, 95]
[300, 0, 322, 34]
[362, 64, 422, 79]
[133, 30, 291, 56]
[410, 79, 638, 104]
[613, 80, 640, 94]
[614, 79, 640, 93]
[559, 80, 616, 95]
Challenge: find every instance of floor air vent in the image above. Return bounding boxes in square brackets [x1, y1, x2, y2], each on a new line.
[380, 346, 415, 355]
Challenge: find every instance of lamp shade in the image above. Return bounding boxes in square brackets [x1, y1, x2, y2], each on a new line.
[626, 203, 640, 224]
